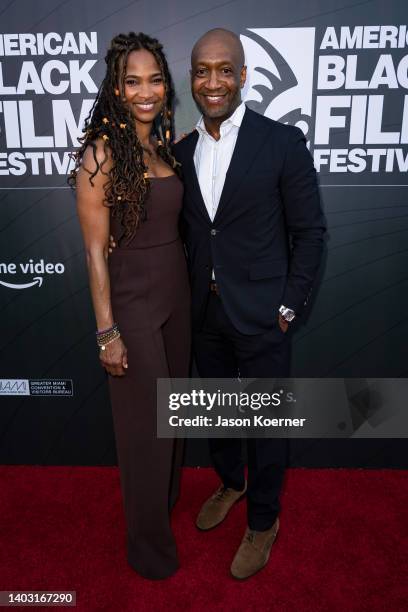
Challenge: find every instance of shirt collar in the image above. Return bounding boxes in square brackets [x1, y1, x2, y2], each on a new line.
[195, 101, 246, 136]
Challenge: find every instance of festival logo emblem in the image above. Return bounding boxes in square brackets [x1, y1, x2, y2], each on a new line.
[241, 28, 316, 140]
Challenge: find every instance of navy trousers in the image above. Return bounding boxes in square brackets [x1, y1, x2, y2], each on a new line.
[193, 291, 290, 531]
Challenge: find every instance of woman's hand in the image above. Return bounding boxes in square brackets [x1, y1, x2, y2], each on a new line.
[174, 132, 188, 144]
[99, 336, 128, 376]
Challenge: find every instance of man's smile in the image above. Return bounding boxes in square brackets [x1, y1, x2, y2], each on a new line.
[201, 93, 227, 104]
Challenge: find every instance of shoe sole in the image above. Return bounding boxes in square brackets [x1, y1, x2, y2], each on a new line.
[230, 527, 279, 580]
[195, 490, 247, 532]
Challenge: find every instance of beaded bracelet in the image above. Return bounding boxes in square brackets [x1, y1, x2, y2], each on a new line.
[97, 328, 119, 343]
[96, 323, 120, 350]
[96, 323, 118, 336]
[96, 323, 119, 343]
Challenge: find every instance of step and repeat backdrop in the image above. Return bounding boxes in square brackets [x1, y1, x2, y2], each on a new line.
[0, 0, 407, 466]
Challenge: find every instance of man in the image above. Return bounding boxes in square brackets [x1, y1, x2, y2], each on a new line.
[173, 28, 326, 580]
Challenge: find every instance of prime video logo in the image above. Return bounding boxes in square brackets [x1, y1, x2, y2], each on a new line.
[241, 25, 408, 174]
[0, 258, 65, 289]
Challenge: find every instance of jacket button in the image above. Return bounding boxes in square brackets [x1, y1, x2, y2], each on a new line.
[210, 229, 217, 236]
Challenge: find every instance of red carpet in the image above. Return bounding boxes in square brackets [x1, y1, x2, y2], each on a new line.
[0, 466, 406, 611]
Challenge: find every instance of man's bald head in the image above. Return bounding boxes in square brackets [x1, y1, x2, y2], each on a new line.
[191, 28, 245, 67]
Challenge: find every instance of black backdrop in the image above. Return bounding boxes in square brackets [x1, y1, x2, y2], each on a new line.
[0, 0, 407, 467]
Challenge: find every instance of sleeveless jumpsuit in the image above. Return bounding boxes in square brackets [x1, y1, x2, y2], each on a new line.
[107, 174, 191, 579]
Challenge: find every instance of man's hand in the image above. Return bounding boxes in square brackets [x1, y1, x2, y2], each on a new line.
[108, 234, 116, 253]
[278, 313, 289, 333]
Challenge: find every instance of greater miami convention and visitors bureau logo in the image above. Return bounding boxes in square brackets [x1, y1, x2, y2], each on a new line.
[241, 25, 408, 178]
[0, 379, 73, 395]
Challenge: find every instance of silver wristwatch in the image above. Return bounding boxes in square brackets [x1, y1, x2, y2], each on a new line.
[279, 305, 296, 322]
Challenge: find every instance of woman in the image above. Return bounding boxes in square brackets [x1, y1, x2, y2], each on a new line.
[69, 32, 191, 580]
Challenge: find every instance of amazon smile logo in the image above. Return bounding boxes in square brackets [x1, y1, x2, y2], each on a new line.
[0, 258, 65, 289]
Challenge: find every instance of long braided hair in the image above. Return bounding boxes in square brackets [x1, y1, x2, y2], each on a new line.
[68, 32, 181, 244]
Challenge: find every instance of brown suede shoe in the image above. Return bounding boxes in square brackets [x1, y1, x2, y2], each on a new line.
[196, 482, 247, 531]
[230, 517, 280, 580]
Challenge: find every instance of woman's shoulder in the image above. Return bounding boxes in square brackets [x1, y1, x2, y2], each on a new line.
[76, 138, 114, 190]
[82, 138, 113, 170]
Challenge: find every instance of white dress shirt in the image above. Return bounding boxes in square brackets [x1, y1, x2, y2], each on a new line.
[193, 101, 246, 222]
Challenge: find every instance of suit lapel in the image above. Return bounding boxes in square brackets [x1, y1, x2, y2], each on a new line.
[181, 130, 212, 224]
[181, 108, 271, 225]
[214, 107, 271, 224]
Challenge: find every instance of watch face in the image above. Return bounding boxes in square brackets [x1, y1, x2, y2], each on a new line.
[280, 306, 295, 321]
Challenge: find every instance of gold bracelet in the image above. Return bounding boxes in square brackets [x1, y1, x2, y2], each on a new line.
[97, 330, 119, 345]
[98, 332, 121, 351]
[96, 323, 119, 343]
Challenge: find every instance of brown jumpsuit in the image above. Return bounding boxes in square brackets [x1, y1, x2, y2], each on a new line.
[107, 174, 191, 579]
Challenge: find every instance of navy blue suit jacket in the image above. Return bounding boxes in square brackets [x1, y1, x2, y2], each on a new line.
[173, 106, 326, 334]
